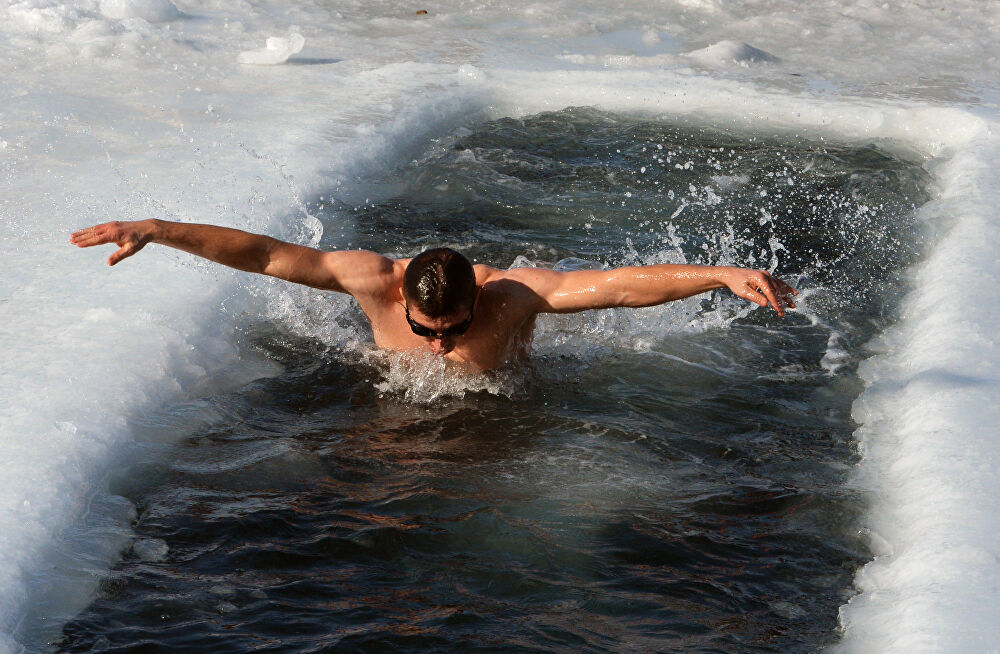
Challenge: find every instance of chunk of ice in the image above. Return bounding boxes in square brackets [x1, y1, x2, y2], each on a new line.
[237, 33, 306, 66]
[685, 40, 778, 67]
[99, 0, 181, 22]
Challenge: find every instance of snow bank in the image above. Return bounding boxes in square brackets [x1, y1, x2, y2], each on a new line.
[832, 132, 1000, 654]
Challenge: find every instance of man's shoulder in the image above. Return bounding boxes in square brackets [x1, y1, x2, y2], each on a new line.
[477, 265, 552, 309]
[475, 264, 536, 289]
[472, 263, 504, 281]
[482, 264, 560, 285]
[324, 250, 403, 300]
[475, 264, 553, 279]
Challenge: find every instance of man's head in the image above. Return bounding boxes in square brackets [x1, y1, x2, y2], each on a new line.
[403, 248, 477, 354]
[403, 248, 476, 317]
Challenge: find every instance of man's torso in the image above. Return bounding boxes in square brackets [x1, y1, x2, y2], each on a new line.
[352, 263, 541, 371]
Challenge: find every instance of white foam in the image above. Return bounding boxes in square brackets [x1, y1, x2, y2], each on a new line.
[368, 350, 525, 403]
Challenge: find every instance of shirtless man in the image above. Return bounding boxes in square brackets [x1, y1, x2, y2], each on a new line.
[71, 219, 797, 371]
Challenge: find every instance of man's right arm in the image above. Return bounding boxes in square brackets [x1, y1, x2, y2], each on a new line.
[70, 219, 395, 296]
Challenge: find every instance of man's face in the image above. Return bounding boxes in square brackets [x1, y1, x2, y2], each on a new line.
[404, 303, 475, 356]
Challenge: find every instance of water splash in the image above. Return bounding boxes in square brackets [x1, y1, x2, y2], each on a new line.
[367, 349, 528, 403]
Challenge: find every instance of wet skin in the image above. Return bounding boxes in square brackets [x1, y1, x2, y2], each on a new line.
[71, 219, 797, 371]
[364, 265, 544, 371]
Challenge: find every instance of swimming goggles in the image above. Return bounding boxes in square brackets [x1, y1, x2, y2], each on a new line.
[404, 304, 474, 340]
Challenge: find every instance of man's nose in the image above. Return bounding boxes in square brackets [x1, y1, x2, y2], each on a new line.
[428, 338, 453, 355]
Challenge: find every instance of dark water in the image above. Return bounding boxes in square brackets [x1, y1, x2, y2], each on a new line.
[58, 109, 929, 653]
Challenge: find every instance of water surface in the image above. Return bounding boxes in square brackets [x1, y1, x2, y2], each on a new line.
[58, 108, 929, 653]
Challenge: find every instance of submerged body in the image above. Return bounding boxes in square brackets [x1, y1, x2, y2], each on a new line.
[71, 219, 796, 370]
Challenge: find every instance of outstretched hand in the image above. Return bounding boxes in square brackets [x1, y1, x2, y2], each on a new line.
[722, 268, 797, 317]
[71, 220, 153, 266]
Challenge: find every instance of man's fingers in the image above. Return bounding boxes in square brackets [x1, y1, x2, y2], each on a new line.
[773, 277, 798, 309]
[108, 243, 134, 266]
[73, 221, 147, 265]
[732, 271, 798, 317]
[71, 232, 107, 247]
[775, 278, 798, 295]
[70, 227, 98, 246]
[773, 278, 799, 303]
[71, 225, 115, 247]
[741, 284, 769, 308]
[744, 274, 790, 317]
[757, 280, 785, 317]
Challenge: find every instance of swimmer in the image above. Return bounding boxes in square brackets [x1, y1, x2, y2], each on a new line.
[71, 219, 797, 371]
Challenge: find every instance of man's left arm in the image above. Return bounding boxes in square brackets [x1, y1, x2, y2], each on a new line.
[507, 264, 797, 316]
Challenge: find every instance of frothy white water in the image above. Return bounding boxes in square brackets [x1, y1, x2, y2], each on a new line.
[2, 0, 1000, 651]
[368, 350, 526, 404]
